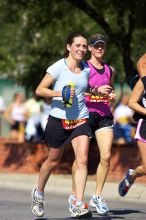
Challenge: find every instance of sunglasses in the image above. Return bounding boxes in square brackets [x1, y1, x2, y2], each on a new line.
[92, 43, 106, 49]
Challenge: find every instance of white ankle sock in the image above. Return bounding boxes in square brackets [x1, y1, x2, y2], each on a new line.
[35, 189, 44, 198]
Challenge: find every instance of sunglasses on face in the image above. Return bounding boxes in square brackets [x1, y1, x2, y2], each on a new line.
[92, 43, 106, 49]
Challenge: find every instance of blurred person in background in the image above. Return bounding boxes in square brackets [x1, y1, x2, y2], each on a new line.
[25, 95, 41, 118]
[25, 95, 43, 142]
[113, 92, 135, 144]
[40, 98, 52, 131]
[118, 53, 146, 197]
[0, 95, 6, 136]
[25, 97, 52, 143]
[0, 96, 5, 114]
[3, 92, 27, 142]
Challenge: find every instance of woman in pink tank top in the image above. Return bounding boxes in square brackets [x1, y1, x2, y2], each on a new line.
[69, 34, 116, 215]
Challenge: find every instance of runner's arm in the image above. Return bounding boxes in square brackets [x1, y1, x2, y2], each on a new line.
[129, 79, 146, 115]
[36, 73, 61, 98]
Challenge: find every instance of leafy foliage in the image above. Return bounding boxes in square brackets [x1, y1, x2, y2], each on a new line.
[0, 0, 146, 92]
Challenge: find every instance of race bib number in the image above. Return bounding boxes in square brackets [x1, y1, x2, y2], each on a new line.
[86, 95, 108, 103]
[62, 118, 87, 130]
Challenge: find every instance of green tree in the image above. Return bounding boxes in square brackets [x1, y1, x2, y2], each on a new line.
[0, 0, 98, 91]
[67, 0, 146, 82]
[0, 0, 145, 91]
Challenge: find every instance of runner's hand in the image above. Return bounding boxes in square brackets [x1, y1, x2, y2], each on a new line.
[62, 85, 75, 105]
[92, 85, 112, 96]
[108, 90, 116, 102]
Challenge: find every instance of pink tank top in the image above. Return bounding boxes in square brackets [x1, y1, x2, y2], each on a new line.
[85, 61, 112, 116]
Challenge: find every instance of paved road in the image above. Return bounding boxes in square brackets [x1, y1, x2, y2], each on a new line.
[0, 174, 146, 220]
[1, 187, 146, 220]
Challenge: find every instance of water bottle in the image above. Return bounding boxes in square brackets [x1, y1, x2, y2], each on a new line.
[65, 83, 75, 108]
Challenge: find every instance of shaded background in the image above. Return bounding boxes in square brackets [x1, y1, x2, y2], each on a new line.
[1, 0, 146, 136]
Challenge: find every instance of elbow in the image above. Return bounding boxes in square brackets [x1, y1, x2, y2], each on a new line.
[128, 100, 131, 108]
[35, 87, 41, 97]
[128, 100, 134, 109]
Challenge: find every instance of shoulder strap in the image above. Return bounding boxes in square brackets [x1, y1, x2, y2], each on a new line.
[129, 74, 139, 90]
[104, 63, 112, 79]
[81, 61, 89, 69]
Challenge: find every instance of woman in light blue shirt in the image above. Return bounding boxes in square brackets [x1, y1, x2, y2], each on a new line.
[31, 32, 92, 218]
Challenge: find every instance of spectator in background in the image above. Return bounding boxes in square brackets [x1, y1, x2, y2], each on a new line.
[25, 95, 42, 118]
[0, 95, 6, 136]
[25, 97, 51, 143]
[25, 95, 43, 142]
[3, 92, 27, 142]
[40, 98, 52, 131]
[113, 92, 134, 144]
[0, 96, 5, 114]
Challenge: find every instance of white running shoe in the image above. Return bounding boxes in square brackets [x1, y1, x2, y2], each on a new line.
[31, 188, 45, 217]
[90, 195, 109, 215]
[68, 194, 76, 213]
[118, 169, 135, 197]
[70, 201, 92, 218]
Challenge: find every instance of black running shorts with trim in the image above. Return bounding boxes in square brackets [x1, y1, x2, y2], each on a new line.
[45, 115, 92, 148]
[135, 119, 146, 143]
[89, 111, 114, 133]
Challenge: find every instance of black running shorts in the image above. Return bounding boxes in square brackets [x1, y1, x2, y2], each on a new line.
[45, 115, 92, 148]
[89, 111, 114, 133]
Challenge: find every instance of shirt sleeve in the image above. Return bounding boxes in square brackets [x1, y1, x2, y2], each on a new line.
[46, 59, 62, 79]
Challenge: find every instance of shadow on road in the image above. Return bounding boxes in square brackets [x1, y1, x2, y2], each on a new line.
[33, 217, 120, 220]
[110, 208, 144, 215]
[33, 209, 144, 220]
[33, 217, 121, 220]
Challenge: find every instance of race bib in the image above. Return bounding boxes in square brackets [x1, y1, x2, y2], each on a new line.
[62, 119, 87, 130]
[86, 95, 108, 103]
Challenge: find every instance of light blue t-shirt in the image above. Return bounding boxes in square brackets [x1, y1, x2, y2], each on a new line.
[46, 58, 90, 120]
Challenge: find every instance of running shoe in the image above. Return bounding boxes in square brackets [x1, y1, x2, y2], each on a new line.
[89, 195, 109, 215]
[118, 169, 135, 197]
[68, 194, 76, 213]
[70, 201, 92, 218]
[31, 188, 45, 217]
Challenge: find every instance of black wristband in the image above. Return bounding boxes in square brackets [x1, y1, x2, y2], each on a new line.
[90, 87, 95, 95]
[90, 87, 93, 94]
[141, 76, 146, 90]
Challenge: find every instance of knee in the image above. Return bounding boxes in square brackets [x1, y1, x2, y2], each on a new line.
[45, 159, 60, 170]
[100, 153, 111, 166]
[76, 155, 88, 167]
